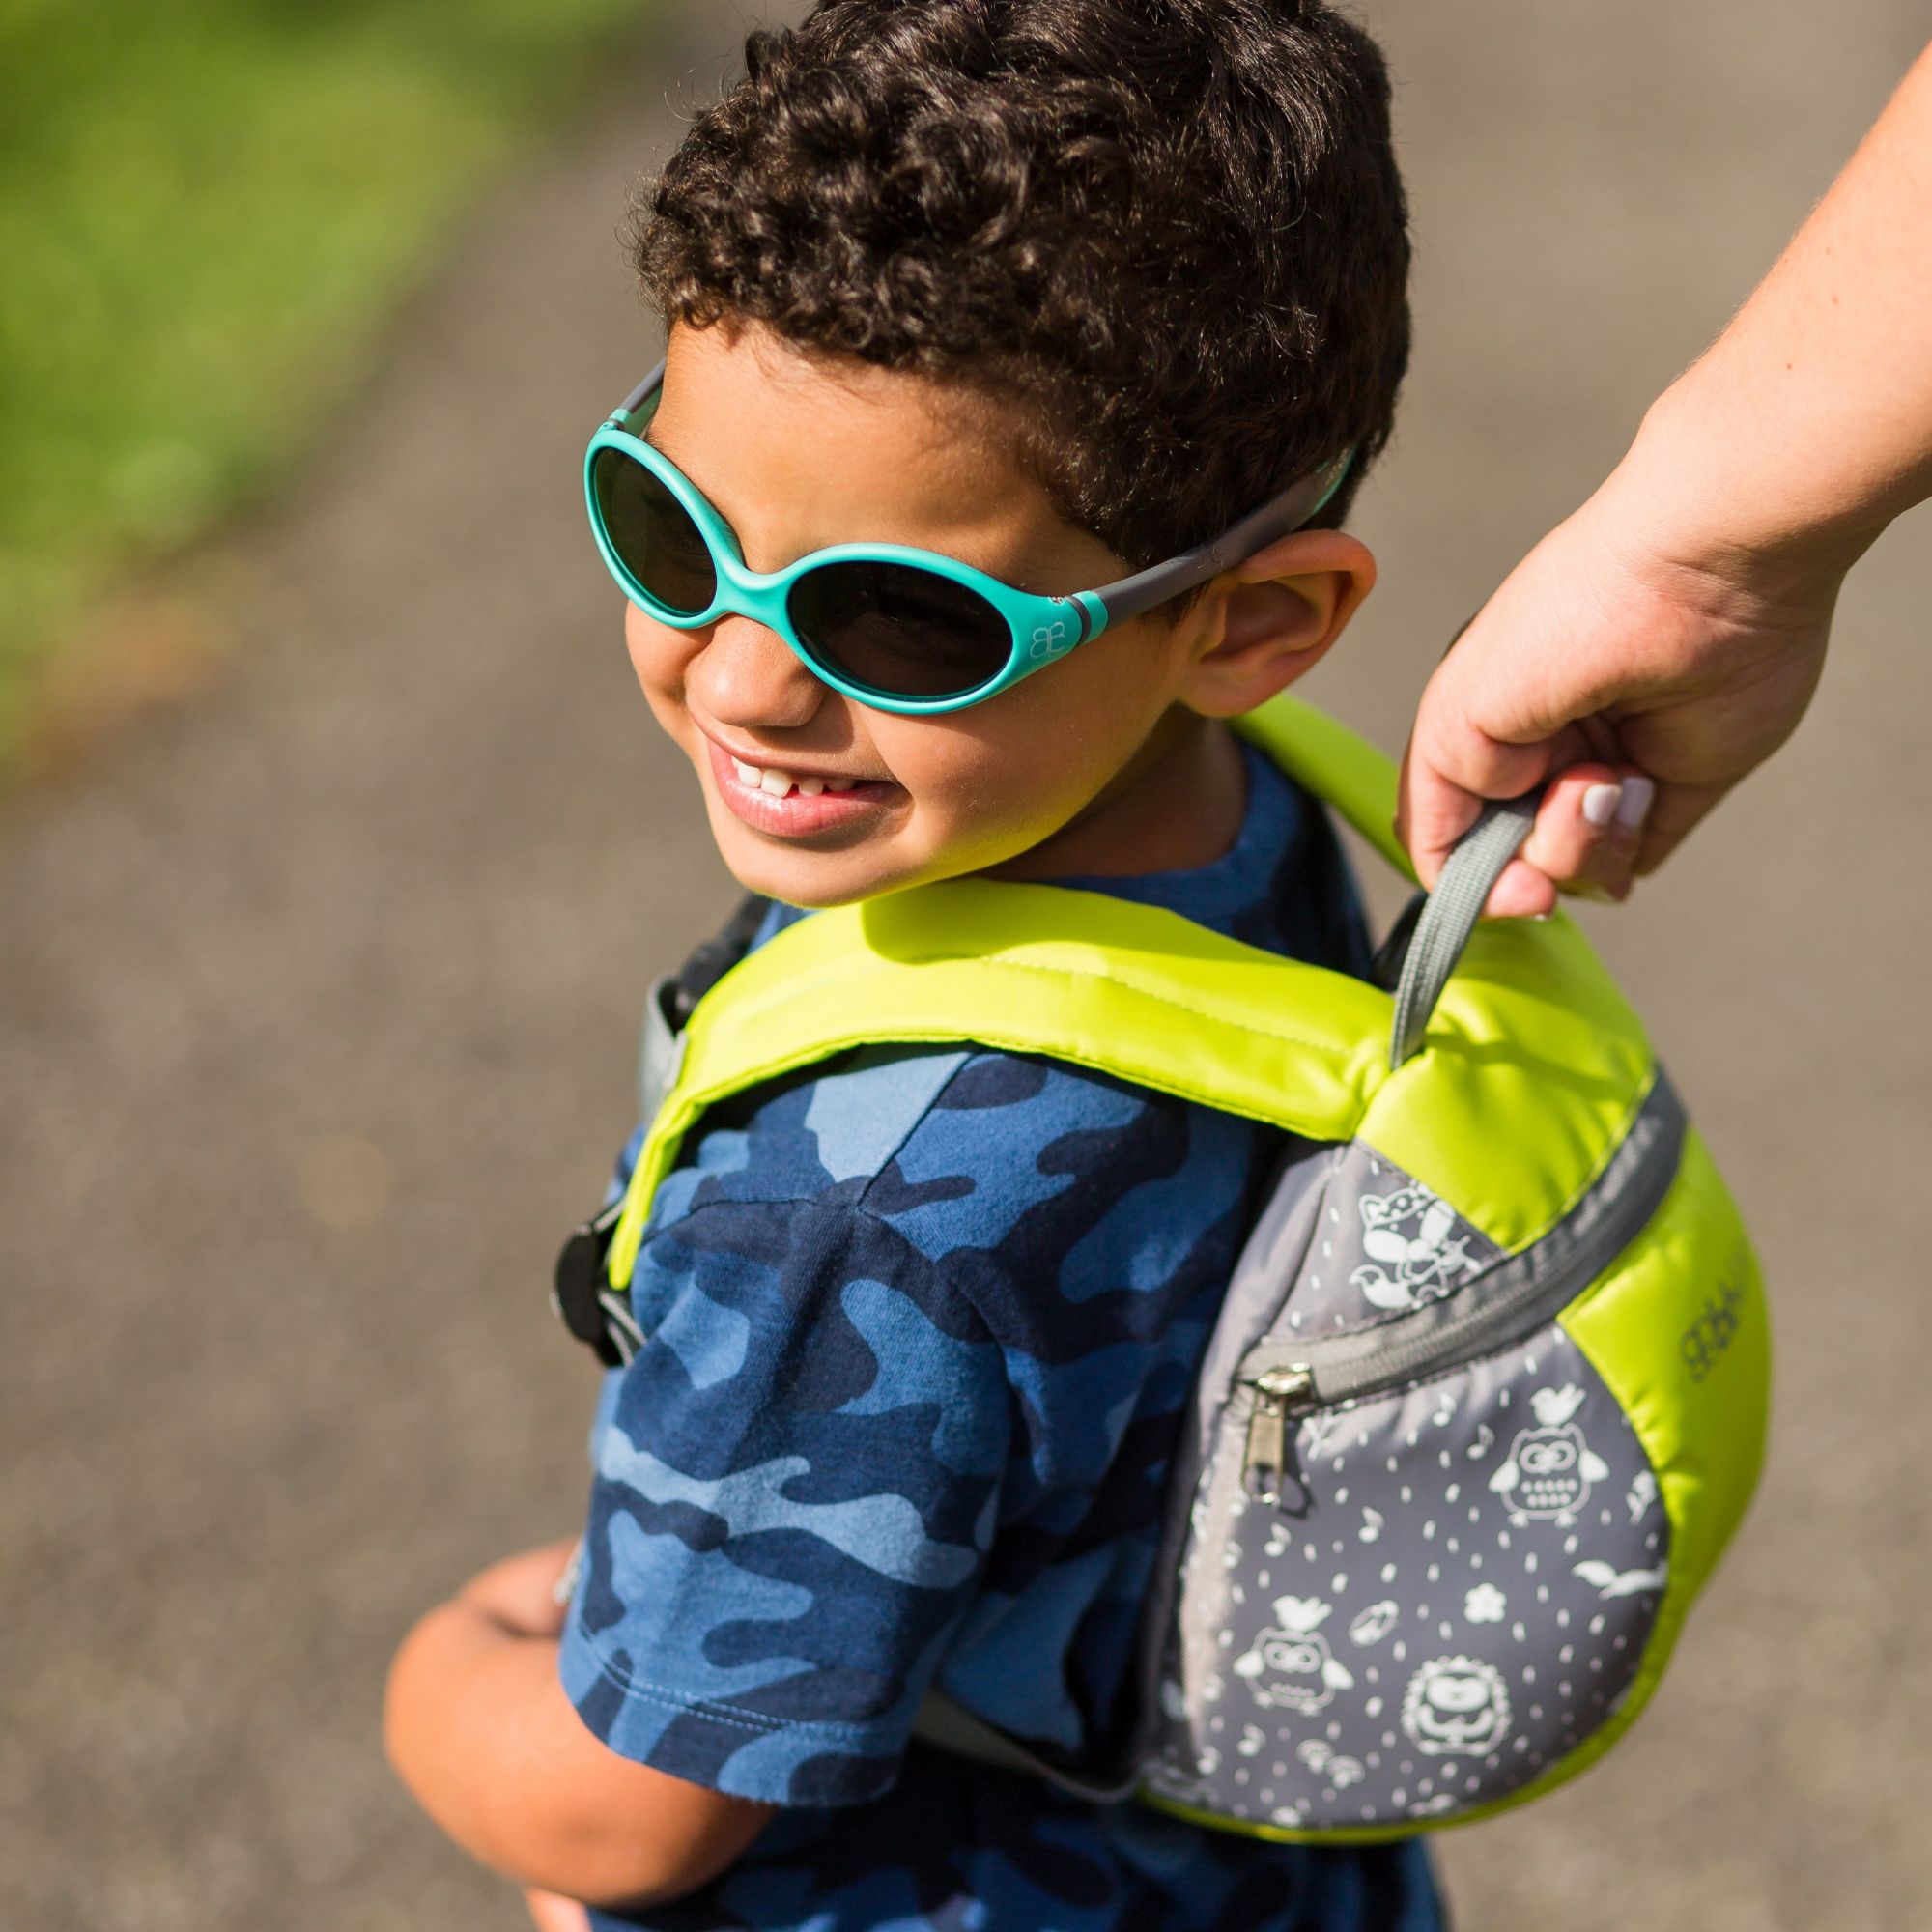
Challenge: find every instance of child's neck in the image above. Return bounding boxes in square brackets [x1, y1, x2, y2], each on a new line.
[989, 710, 1246, 883]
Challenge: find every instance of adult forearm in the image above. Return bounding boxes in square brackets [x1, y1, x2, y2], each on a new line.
[1629, 40, 1932, 581]
[1398, 40, 1932, 908]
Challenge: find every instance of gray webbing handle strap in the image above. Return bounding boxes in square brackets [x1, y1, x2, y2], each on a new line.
[1388, 792, 1541, 1070]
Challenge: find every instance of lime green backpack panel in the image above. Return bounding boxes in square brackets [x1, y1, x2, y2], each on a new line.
[1563, 1125, 1771, 1684]
[1370, 913, 1658, 1254]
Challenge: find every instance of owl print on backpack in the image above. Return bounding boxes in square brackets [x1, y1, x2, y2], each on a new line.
[1487, 1384, 1611, 1525]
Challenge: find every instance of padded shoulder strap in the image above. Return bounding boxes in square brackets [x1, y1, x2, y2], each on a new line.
[607, 879, 1393, 1288]
[1234, 694, 1410, 879]
[603, 698, 1641, 1285]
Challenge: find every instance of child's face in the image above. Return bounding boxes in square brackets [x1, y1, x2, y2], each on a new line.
[625, 322, 1369, 907]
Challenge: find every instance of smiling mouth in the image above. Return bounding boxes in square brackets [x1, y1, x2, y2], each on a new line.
[725, 754, 861, 799]
[703, 738, 896, 837]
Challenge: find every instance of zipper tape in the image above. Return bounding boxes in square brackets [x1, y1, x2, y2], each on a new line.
[1242, 1071, 1684, 1411]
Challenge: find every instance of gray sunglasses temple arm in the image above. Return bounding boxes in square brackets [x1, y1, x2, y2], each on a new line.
[1085, 447, 1355, 633]
[613, 361, 668, 421]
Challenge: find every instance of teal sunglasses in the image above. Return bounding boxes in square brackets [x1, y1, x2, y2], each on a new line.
[586, 362, 1353, 716]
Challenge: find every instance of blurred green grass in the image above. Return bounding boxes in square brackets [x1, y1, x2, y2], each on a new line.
[0, 0, 656, 768]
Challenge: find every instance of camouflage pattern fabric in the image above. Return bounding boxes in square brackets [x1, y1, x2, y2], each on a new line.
[557, 746, 1444, 1931]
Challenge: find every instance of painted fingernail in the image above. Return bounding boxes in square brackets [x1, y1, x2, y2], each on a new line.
[1580, 782, 1623, 829]
[1614, 776, 1656, 832]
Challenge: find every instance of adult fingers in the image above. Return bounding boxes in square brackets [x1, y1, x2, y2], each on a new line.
[1480, 856, 1560, 921]
[1437, 760, 1662, 919]
[1514, 766, 1657, 905]
[1396, 713, 1592, 893]
[1470, 767, 1636, 918]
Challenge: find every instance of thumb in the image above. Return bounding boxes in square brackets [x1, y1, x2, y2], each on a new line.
[1396, 697, 1591, 896]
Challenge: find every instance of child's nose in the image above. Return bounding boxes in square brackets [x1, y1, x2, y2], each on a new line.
[688, 613, 827, 732]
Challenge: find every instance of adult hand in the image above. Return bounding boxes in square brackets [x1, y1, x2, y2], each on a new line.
[1399, 36, 1932, 914]
[1398, 469, 1834, 917]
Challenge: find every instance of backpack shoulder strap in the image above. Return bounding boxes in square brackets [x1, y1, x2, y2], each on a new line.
[606, 879, 1394, 1289]
[603, 696, 1649, 1289]
[1234, 693, 1410, 878]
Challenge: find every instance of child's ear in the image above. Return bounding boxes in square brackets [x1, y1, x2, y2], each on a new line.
[1179, 530, 1377, 718]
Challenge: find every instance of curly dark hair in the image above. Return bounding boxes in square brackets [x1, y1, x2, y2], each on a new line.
[635, 0, 1409, 574]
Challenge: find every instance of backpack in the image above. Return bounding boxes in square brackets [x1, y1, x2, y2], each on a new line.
[554, 694, 1769, 1842]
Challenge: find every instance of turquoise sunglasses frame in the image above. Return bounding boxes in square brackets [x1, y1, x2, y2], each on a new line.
[585, 361, 1353, 716]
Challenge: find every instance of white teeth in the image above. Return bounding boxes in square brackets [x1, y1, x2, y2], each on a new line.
[726, 753, 861, 798]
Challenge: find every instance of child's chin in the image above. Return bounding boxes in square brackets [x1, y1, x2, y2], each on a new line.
[720, 842, 904, 911]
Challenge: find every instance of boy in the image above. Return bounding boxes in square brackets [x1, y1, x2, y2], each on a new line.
[386, 2, 1438, 1926]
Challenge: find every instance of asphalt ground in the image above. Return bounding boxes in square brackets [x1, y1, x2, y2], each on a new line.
[4, 4, 1930, 1927]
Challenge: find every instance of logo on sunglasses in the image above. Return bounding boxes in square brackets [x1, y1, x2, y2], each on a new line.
[1029, 620, 1073, 661]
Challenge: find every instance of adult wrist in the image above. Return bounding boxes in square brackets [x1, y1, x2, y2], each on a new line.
[1582, 386, 1854, 642]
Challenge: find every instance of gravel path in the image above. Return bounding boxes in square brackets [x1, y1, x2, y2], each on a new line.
[4, 5, 1928, 1927]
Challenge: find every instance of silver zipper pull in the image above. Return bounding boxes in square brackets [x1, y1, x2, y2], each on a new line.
[1243, 1364, 1315, 1503]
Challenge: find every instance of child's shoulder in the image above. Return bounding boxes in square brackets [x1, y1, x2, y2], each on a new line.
[636, 1036, 1269, 1333]
[653, 1037, 1246, 1226]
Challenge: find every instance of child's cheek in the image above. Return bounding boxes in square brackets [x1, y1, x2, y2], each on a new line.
[624, 605, 707, 749]
[623, 602, 678, 696]
[876, 724, 1033, 853]
[908, 730, 1110, 872]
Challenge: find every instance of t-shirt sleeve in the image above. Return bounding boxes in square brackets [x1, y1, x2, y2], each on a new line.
[557, 1189, 1011, 1807]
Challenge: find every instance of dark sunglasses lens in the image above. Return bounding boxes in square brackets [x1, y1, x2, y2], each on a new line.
[592, 447, 716, 616]
[788, 561, 1012, 699]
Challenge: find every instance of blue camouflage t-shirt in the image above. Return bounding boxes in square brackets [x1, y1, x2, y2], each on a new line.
[559, 743, 1444, 1932]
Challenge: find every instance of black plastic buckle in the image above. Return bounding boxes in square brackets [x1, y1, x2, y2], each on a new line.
[552, 896, 769, 1372]
[552, 1202, 626, 1369]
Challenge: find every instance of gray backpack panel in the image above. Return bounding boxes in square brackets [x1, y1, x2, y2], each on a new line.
[1133, 1080, 1684, 1833]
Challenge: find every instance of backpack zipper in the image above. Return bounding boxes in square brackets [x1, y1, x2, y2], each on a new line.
[1243, 1366, 1316, 1505]
[1239, 1072, 1684, 1502]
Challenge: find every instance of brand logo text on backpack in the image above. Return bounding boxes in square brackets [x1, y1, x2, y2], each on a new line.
[1680, 1277, 1745, 1382]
